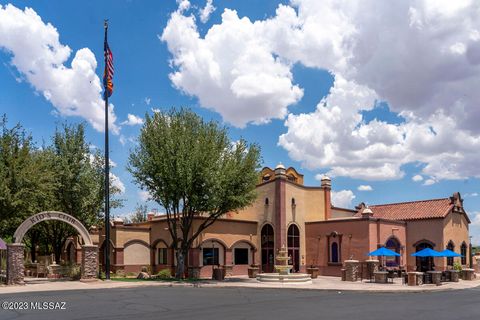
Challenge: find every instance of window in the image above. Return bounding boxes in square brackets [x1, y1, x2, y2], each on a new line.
[234, 248, 249, 265]
[157, 248, 168, 265]
[291, 198, 296, 207]
[331, 242, 339, 263]
[461, 243, 467, 265]
[265, 198, 269, 206]
[203, 248, 219, 266]
[446, 241, 454, 266]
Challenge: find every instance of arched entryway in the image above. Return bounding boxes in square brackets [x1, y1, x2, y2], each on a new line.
[415, 240, 435, 272]
[385, 237, 401, 267]
[261, 224, 274, 273]
[6, 211, 98, 285]
[287, 224, 300, 272]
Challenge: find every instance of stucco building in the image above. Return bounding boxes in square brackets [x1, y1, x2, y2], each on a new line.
[66, 164, 473, 277]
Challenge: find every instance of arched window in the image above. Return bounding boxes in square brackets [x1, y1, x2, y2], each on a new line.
[446, 241, 455, 266]
[331, 242, 339, 263]
[261, 224, 274, 273]
[287, 224, 300, 272]
[461, 242, 467, 265]
[262, 174, 270, 182]
[265, 198, 269, 206]
[385, 237, 401, 267]
[291, 198, 296, 207]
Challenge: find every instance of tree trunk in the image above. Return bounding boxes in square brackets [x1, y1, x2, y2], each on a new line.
[175, 247, 189, 279]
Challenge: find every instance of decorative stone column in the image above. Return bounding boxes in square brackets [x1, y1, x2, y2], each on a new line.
[365, 259, 379, 280]
[344, 260, 359, 281]
[7, 243, 25, 285]
[81, 245, 98, 281]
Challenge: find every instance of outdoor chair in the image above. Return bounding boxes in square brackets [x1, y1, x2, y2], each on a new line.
[36, 264, 47, 278]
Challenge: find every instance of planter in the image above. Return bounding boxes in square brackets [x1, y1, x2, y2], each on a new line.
[248, 265, 259, 278]
[212, 267, 225, 281]
[306, 267, 319, 279]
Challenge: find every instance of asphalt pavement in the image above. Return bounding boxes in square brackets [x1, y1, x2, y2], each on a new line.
[0, 286, 479, 320]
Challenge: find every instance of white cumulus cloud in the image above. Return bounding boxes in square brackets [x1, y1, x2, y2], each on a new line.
[412, 175, 424, 182]
[161, 5, 303, 127]
[110, 173, 125, 194]
[121, 114, 144, 126]
[0, 4, 119, 134]
[331, 190, 356, 208]
[199, 0, 216, 23]
[358, 185, 373, 191]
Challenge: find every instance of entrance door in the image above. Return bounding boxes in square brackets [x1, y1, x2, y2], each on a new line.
[287, 224, 300, 272]
[416, 242, 434, 272]
[261, 224, 274, 273]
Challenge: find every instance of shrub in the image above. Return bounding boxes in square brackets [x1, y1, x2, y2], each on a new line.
[453, 261, 462, 271]
[156, 269, 172, 279]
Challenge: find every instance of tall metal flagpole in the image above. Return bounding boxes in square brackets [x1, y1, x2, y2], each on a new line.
[104, 19, 111, 280]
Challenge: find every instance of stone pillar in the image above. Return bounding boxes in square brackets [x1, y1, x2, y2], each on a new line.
[344, 260, 359, 281]
[81, 245, 98, 281]
[365, 259, 379, 280]
[224, 248, 233, 277]
[7, 243, 25, 285]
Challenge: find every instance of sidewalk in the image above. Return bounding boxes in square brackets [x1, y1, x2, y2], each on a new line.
[1, 275, 479, 295]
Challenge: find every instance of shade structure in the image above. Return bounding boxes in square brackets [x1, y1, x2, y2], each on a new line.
[438, 249, 462, 257]
[411, 248, 442, 257]
[367, 247, 400, 257]
[0, 238, 6, 250]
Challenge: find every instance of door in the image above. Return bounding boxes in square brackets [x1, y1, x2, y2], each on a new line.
[261, 224, 275, 273]
[288, 224, 300, 272]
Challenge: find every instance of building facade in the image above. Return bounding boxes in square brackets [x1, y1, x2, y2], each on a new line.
[67, 164, 473, 277]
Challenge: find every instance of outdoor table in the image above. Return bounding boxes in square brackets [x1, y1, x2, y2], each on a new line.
[446, 270, 460, 282]
[427, 271, 442, 285]
[374, 271, 388, 283]
[462, 268, 475, 281]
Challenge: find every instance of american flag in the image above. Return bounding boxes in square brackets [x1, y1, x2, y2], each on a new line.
[103, 42, 114, 97]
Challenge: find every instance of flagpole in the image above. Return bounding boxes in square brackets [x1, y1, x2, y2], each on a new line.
[103, 19, 111, 281]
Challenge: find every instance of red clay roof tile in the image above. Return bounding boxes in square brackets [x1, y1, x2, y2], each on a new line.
[355, 198, 454, 221]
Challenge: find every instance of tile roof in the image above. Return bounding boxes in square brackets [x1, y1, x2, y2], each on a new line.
[355, 198, 454, 221]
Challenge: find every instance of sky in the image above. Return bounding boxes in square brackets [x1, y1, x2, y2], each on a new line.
[0, 0, 479, 244]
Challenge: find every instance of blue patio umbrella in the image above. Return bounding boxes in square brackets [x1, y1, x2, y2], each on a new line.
[438, 249, 462, 257]
[411, 248, 442, 257]
[367, 247, 401, 257]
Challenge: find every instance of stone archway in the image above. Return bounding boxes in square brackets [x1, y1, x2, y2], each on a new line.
[7, 211, 98, 285]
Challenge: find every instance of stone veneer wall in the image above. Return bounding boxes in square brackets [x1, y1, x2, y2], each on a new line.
[81, 245, 98, 280]
[6, 243, 25, 285]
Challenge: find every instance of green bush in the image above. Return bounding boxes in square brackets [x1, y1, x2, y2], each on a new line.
[156, 269, 172, 279]
[453, 261, 462, 271]
[68, 264, 81, 280]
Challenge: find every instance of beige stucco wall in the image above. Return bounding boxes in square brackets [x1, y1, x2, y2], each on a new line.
[124, 242, 150, 265]
[405, 219, 444, 271]
[442, 212, 470, 266]
[232, 182, 276, 222]
[114, 227, 150, 248]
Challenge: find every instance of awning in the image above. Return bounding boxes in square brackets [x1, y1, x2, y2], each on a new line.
[438, 249, 462, 257]
[368, 247, 401, 257]
[411, 248, 442, 257]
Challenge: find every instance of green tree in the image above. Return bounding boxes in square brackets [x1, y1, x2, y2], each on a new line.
[43, 123, 124, 261]
[128, 108, 261, 278]
[128, 204, 148, 223]
[0, 116, 55, 241]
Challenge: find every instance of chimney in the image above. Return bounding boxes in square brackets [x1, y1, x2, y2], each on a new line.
[361, 207, 373, 218]
[321, 175, 332, 220]
[147, 212, 155, 221]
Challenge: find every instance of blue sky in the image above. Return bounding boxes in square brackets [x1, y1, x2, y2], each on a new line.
[1, 0, 480, 244]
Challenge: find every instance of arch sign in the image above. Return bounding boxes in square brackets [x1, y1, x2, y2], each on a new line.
[7, 211, 97, 285]
[13, 211, 92, 245]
